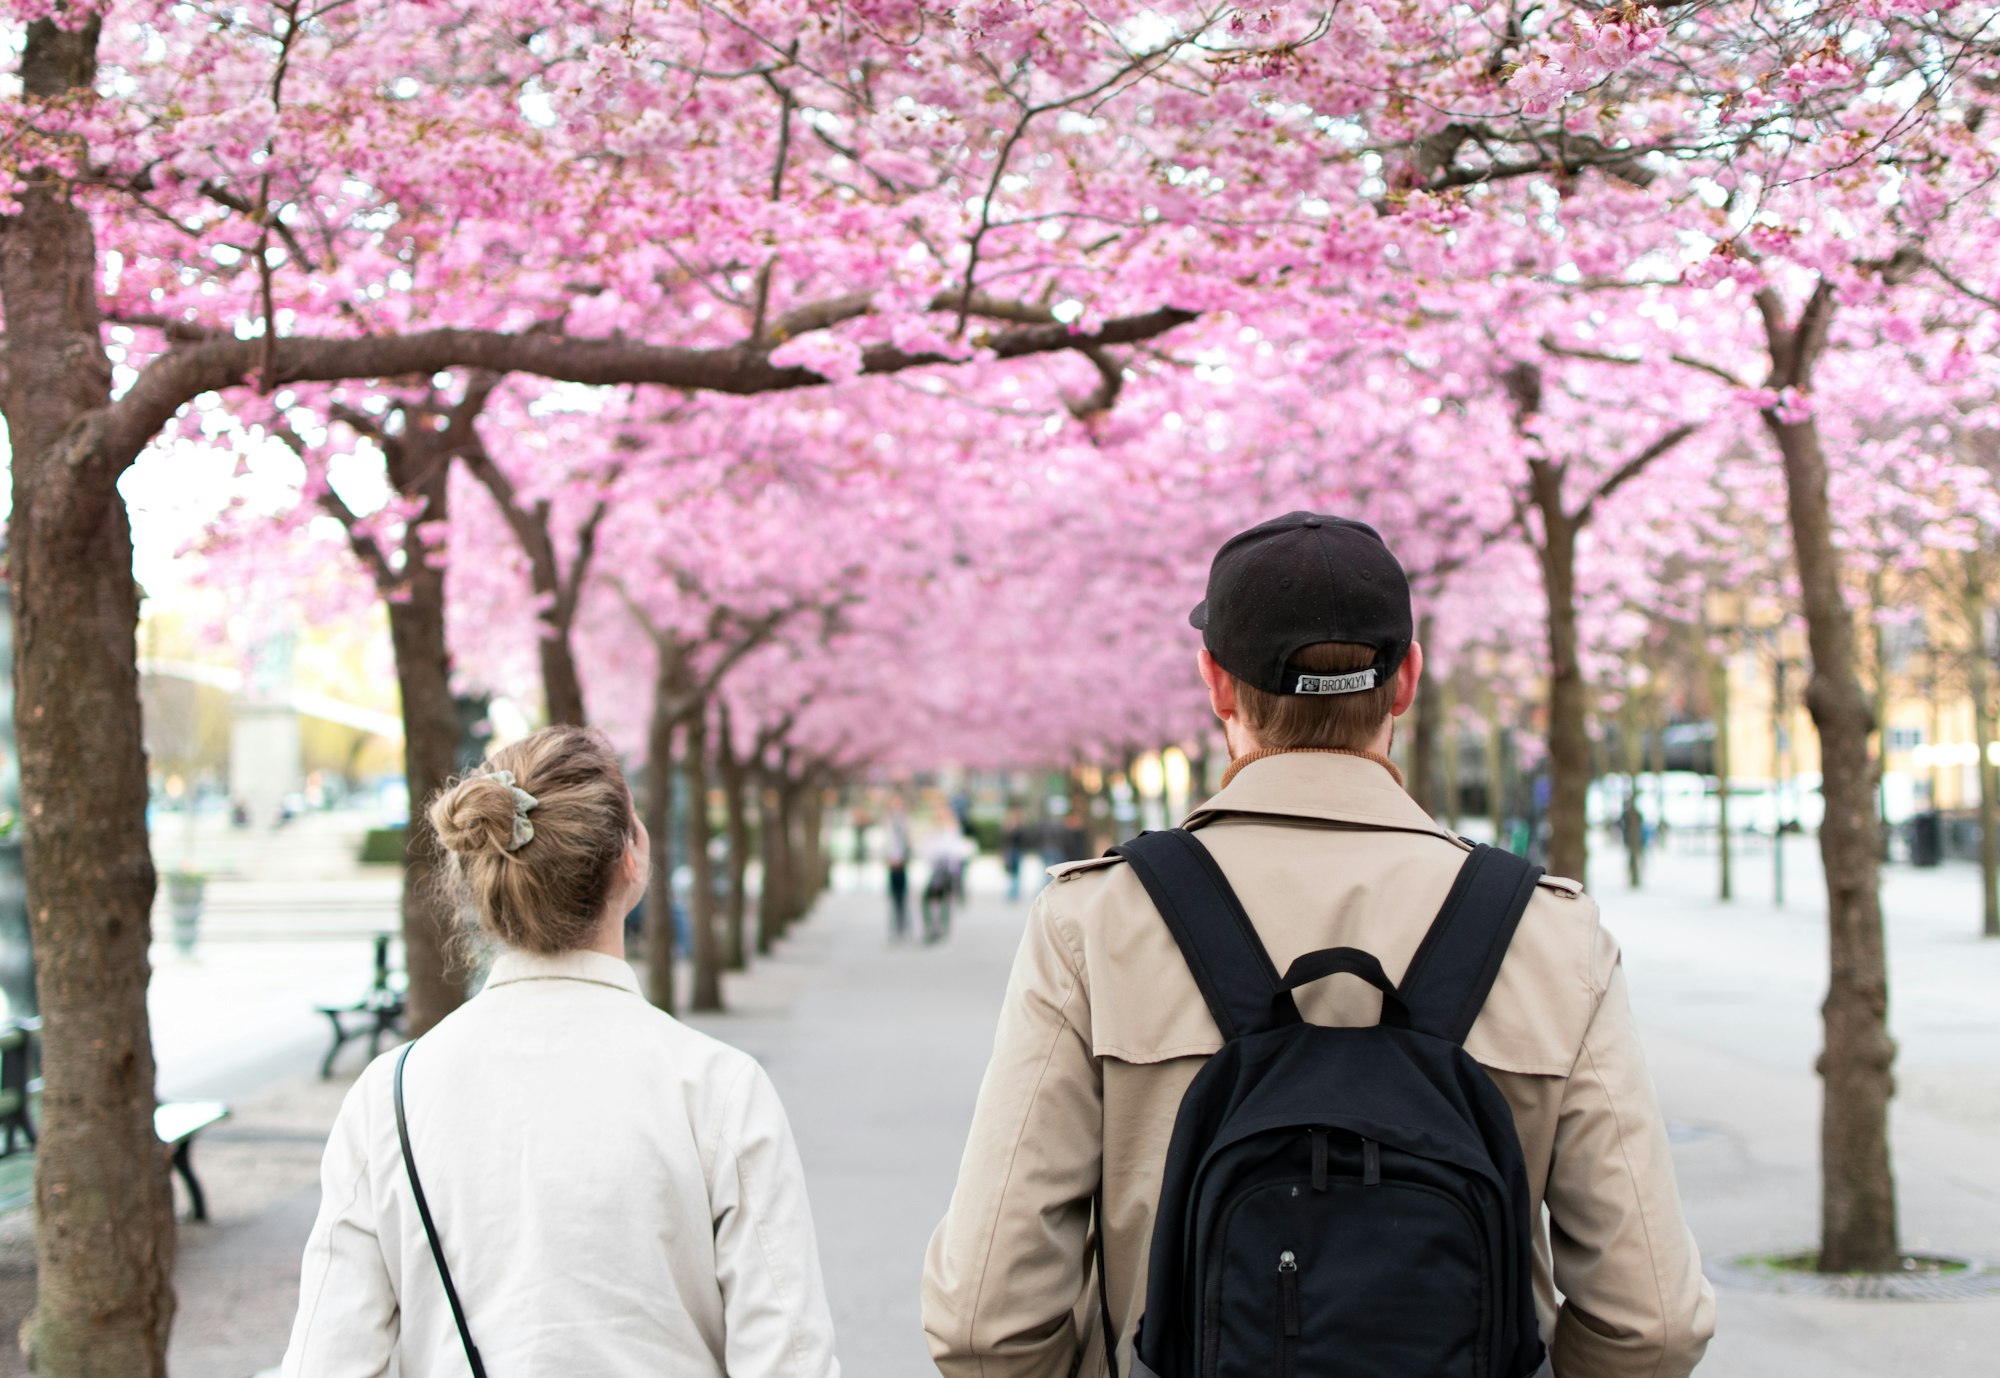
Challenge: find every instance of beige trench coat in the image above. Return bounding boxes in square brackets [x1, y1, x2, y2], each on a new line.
[923, 752, 1713, 1378]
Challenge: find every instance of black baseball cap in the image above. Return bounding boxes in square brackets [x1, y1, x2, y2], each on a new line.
[1188, 512, 1413, 695]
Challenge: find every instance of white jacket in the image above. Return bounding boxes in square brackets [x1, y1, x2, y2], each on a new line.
[282, 948, 840, 1378]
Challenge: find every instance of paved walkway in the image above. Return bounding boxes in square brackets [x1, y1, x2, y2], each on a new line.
[5, 834, 2000, 1375]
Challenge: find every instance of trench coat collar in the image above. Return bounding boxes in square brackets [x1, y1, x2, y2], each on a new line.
[483, 947, 644, 997]
[1182, 749, 1457, 841]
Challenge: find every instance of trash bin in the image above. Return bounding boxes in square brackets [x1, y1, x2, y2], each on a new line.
[1909, 810, 1943, 868]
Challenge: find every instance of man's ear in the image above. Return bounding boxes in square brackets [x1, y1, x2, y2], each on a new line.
[1198, 648, 1237, 722]
[1390, 641, 1424, 718]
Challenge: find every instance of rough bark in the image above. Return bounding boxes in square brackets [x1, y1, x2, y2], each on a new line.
[2, 21, 179, 1373]
[376, 424, 466, 1040]
[716, 704, 752, 971]
[755, 772, 785, 955]
[384, 560, 465, 1037]
[459, 433, 610, 727]
[642, 685, 678, 1014]
[1963, 551, 1999, 938]
[685, 706, 723, 1012]
[1506, 361, 1695, 887]
[1529, 456, 1591, 885]
[1758, 284, 1899, 1274]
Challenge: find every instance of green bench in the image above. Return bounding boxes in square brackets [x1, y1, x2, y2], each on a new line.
[0, 1021, 228, 1222]
[315, 932, 407, 1078]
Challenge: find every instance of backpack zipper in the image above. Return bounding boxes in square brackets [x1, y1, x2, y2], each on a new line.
[1278, 1251, 1300, 1378]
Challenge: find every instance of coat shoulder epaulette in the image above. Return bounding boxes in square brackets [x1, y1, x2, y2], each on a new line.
[1046, 854, 1126, 883]
[1534, 872, 1584, 899]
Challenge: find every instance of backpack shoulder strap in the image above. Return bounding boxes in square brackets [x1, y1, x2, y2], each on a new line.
[1109, 829, 1301, 1042]
[1397, 844, 1544, 1044]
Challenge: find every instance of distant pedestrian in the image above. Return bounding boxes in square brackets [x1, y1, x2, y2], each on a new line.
[1001, 808, 1029, 902]
[282, 725, 838, 1378]
[921, 803, 973, 944]
[1055, 807, 1093, 864]
[884, 799, 912, 940]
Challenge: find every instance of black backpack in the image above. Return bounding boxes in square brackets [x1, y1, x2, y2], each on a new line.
[1103, 828, 1549, 1378]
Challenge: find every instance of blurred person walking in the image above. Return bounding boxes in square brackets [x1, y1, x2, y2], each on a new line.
[283, 725, 839, 1378]
[883, 798, 913, 940]
[1002, 808, 1031, 902]
[921, 802, 974, 944]
[924, 513, 1711, 1378]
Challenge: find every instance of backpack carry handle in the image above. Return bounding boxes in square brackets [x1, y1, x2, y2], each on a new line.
[1276, 946, 1412, 1027]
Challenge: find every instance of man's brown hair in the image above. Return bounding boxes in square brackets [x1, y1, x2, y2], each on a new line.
[1231, 642, 1396, 751]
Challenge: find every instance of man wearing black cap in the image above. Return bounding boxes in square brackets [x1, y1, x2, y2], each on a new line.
[924, 514, 1713, 1378]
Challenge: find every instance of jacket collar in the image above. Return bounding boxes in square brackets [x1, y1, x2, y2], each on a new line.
[483, 947, 644, 997]
[1183, 749, 1454, 840]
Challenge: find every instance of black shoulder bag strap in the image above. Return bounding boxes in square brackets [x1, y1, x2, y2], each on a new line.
[1109, 828, 1301, 1042]
[1396, 844, 1544, 1044]
[394, 1043, 488, 1378]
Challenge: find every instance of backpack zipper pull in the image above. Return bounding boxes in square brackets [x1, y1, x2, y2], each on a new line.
[1278, 1251, 1300, 1336]
[1362, 1138, 1381, 1187]
[1309, 1129, 1327, 1192]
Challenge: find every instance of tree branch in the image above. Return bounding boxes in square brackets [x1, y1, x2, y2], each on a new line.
[103, 305, 1200, 472]
[1577, 423, 1701, 526]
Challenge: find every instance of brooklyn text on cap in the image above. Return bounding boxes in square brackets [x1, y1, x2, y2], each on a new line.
[1188, 512, 1414, 696]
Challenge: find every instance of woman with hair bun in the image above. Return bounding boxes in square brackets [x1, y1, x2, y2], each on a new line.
[282, 725, 840, 1378]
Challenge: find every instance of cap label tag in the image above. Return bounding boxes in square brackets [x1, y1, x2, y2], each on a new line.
[1295, 669, 1378, 695]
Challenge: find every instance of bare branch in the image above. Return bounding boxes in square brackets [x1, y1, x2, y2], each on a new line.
[104, 305, 1200, 472]
[1578, 423, 1701, 525]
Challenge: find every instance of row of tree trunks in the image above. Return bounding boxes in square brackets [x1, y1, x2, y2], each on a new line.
[2, 21, 178, 1373]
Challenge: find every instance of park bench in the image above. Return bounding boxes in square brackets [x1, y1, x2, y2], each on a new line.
[315, 931, 407, 1078]
[154, 1100, 229, 1223]
[0, 1021, 227, 1222]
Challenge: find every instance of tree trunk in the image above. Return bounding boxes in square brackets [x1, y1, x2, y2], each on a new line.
[1531, 459, 1590, 885]
[1440, 666, 1462, 833]
[716, 705, 751, 970]
[1760, 285, 1898, 1271]
[1963, 551, 1999, 938]
[755, 772, 784, 955]
[538, 625, 588, 729]
[385, 568, 466, 1036]
[642, 684, 677, 1014]
[1707, 637, 1735, 902]
[1407, 614, 1439, 815]
[685, 706, 723, 1012]
[802, 779, 829, 905]
[1868, 570, 1893, 851]
[1483, 680, 1509, 850]
[3, 22, 178, 1373]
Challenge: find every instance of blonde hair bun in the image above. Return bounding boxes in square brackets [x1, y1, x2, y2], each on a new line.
[425, 726, 637, 954]
[429, 775, 521, 857]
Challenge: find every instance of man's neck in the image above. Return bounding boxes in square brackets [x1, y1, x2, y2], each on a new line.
[1217, 744, 1405, 791]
